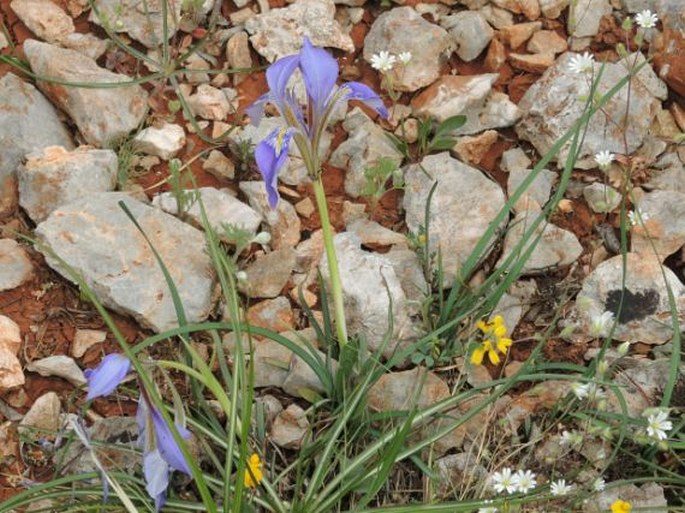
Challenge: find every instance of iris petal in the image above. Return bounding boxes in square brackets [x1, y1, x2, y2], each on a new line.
[150, 406, 192, 475]
[85, 353, 131, 401]
[266, 54, 300, 100]
[143, 449, 170, 512]
[254, 128, 293, 208]
[245, 93, 270, 126]
[341, 81, 389, 119]
[300, 37, 338, 111]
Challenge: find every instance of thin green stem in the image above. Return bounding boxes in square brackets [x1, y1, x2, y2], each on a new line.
[312, 176, 348, 348]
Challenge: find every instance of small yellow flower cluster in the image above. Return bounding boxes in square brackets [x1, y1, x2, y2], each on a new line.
[470, 315, 512, 366]
[244, 453, 264, 489]
[611, 499, 631, 513]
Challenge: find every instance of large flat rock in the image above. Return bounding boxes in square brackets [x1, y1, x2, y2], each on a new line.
[35, 193, 216, 332]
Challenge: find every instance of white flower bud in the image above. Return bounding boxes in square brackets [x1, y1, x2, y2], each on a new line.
[253, 232, 272, 245]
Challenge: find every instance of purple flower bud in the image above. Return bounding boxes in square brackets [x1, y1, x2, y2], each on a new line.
[84, 353, 131, 401]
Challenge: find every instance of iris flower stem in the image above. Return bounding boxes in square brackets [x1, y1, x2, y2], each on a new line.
[312, 176, 348, 348]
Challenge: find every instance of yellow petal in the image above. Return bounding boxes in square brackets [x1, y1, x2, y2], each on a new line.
[494, 325, 507, 338]
[476, 320, 489, 333]
[470, 346, 485, 365]
[487, 348, 501, 365]
[497, 338, 512, 353]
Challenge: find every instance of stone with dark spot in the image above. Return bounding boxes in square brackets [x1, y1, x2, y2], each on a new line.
[576, 253, 685, 344]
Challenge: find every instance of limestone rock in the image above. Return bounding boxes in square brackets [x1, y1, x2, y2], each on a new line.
[329, 107, 404, 198]
[0, 320, 24, 389]
[153, 187, 263, 241]
[346, 218, 407, 247]
[26, 355, 86, 386]
[364, 7, 452, 92]
[632, 190, 685, 259]
[133, 123, 186, 160]
[568, 0, 611, 38]
[576, 253, 685, 344]
[499, 21, 542, 49]
[18, 145, 117, 223]
[583, 183, 622, 213]
[509, 52, 555, 73]
[584, 483, 668, 513]
[0, 73, 73, 216]
[500, 147, 532, 173]
[403, 152, 506, 285]
[239, 248, 296, 298]
[270, 404, 309, 449]
[23, 40, 148, 147]
[0, 239, 33, 291]
[496, 209, 582, 273]
[320, 233, 420, 357]
[412, 75, 520, 135]
[442, 11, 493, 62]
[245, 0, 353, 62]
[188, 85, 236, 120]
[516, 53, 664, 169]
[538, 0, 569, 18]
[507, 167, 556, 212]
[368, 367, 449, 411]
[282, 347, 336, 398]
[203, 150, 235, 181]
[246, 297, 295, 332]
[36, 193, 216, 332]
[452, 130, 499, 165]
[10, 0, 74, 43]
[435, 453, 489, 496]
[59, 33, 109, 60]
[226, 31, 252, 85]
[19, 392, 61, 433]
[607, 359, 675, 416]
[89, 0, 181, 48]
[527, 29, 568, 54]
[239, 181, 301, 249]
[71, 329, 107, 358]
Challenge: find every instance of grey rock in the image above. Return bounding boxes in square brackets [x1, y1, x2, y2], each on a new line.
[383, 247, 429, 309]
[0, 346, 24, 390]
[368, 367, 449, 411]
[89, 0, 181, 48]
[346, 218, 407, 247]
[0, 315, 21, 354]
[133, 123, 186, 160]
[583, 183, 622, 213]
[403, 152, 506, 285]
[329, 107, 403, 198]
[253, 395, 283, 428]
[363, 7, 452, 92]
[282, 347, 336, 398]
[226, 31, 252, 85]
[71, 329, 107, 358]
[500, 147, 533, 173]
[24, 40, 149, 147]
[245, 0, 353, 63]
[270, 404, 309, 449]
[493, 280, 538, 334]
[239, 248, 296, 298]
[584, 483, 668, 513]
[632, 190, 685, 259]
[10, 0, 74, 43]
[19, 392, 61, 433]
[0, 239, 33, 291]
[568, 0, 611, 38]
[496, 209, 583, 274]
[0, 73, 73, 215]
[239, 338, 294, 388]
[239, 181, 301, 249]
[188, 84, 237, 120]
[60, 33, 109, 60]
[26, 355, 86, 386]
[36, 193, 216, 332]
[480, 4, 515, 29]
[645, 152, 685, 192]
[245, 296, 295, 333]
[507, 167, 556, 212]
[435, 453, 489, 496]
[576, 253, 685, 344]
[516, 53, 664, 168]
[607, 359, 674, 416]
[18, 145, 118, 223]
[412, 75, 520, 135]
[320, 233, 420, 358]
[442, 11, 493, 62]
[153, 187, 263, 241]
[539, 0, 569, 18]
[203, 150, 235, 181]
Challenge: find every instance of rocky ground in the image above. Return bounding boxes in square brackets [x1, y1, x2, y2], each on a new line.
[1, 0, 684, 510]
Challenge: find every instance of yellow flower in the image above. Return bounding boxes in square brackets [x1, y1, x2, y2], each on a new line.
[611, 500, 632, 513]
[470, 315, 512, 366]
[244, 453, 263, 488]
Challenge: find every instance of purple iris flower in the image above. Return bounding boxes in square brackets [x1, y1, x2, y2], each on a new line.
[248, 37, 388, 208]
[137, 396, 192, 511]
[84, 353, 131, 401]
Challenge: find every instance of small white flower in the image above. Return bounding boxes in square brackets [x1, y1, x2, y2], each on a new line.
[253, 231, 272, 245]
[560, 430, 583, 447]
[478, 507, 498, 513]
[646, 410, 672, 441]
[568, 51, 595, 73]
[551, 479, 573, 496]
[589, 310, 614, 337]
[491, 467, 516, 494]
[370, 51, 397, 72]
[593, 477, 606, 492]
[235, 271, 248, 281]
[617, 341, 630, 356]
[571, 381, 605, 402]
[635, 9, 658, 29]
[628, 209, 650, 226]
[594, 150, 616, 169]
[398, 51, 412, 65]
[512, 469, 537, 494]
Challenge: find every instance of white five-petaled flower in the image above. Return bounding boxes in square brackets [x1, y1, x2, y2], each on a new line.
[635, 9, 658, 29]
[568, 51, 595, 74]
[512, 469, 537, 494]
[593, 477, 606, 492]
[571, 381, 605, 402]
[370, 51, 397, 72]
[589, 310, 614, 338]
[646, 410, 672, 441]
[628, 209, 650, 226]
[491, 467, 516, 494]
[398, 51, 412, 65]
[551, 479, 573, 496]
[594, 150, 616, 169]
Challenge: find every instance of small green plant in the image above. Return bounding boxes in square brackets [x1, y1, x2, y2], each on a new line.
[359, 156, 404, 212]
[388, 114, 467, 162]
[168, 157, 199, 218]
